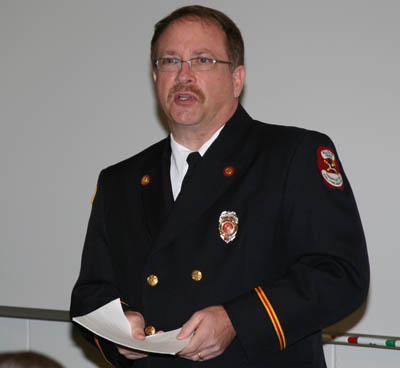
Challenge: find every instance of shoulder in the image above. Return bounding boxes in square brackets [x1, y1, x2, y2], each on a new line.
[253, 119, 331, 144]
[248, 118, 336, 160]
[99, 137, 168, 181]
[236, 105, 335, 153]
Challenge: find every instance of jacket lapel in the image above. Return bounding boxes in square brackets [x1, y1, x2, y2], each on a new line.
[150, 105, 254, 255]
[140, 138, 173, 240]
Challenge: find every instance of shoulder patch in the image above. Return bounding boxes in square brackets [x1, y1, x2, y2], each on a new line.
[317, 146, 344, 189]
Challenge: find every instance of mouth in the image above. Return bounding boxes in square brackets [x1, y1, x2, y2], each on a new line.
[168, 85, 205, 104]
[176, 93, 196, 101]
[173, 91, 200, 105]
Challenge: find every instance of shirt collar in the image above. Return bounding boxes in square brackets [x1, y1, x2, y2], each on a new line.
[170, 125, 225, 177]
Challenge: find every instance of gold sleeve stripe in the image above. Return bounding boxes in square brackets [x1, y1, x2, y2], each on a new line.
[91, 186, 97, 204]
[254, 286, 286, 350]
[120, 300, 129, 307]
[94, 335, 113, 366]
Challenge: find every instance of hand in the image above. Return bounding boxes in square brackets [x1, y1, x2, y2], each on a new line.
[116, 310, 148, 360]
[177, 305, 236, 361]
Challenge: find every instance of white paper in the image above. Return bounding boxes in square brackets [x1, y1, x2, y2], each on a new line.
[73, 298, 190, 355]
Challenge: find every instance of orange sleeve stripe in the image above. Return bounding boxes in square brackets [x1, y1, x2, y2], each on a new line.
[254, 286, 286, 350]
[94, 335, 113, 366]
[90, 186, 97, 204]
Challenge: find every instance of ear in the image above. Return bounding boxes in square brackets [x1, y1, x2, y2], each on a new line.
[232, 65, 246, 98]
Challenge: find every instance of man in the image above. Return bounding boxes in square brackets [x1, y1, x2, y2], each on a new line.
[71, 5, 369, 367]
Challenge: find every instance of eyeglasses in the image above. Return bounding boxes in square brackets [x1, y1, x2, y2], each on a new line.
[154, 57, 232, 72]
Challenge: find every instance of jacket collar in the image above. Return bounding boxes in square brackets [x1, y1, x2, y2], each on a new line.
[140, 104, 255, 253]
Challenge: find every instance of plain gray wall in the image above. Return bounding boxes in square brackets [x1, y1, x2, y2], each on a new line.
[1, 0, 399, 338]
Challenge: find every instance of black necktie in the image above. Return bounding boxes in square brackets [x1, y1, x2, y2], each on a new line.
[181, 152, 202, 192]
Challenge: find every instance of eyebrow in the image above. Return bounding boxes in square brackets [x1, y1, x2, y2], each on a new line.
[192, 49, 214, 56]
[159, 49, 215, 57]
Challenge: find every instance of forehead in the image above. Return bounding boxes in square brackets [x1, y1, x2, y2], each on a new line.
[156, 18, 228, 57]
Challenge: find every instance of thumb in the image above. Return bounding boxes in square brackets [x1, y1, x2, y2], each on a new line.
[177, 314, 201, 340]
[132, 326, 146, 340]
[125, 311, 146, 341]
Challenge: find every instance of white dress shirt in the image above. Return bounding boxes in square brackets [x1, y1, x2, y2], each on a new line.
[170, 126, 224, 200]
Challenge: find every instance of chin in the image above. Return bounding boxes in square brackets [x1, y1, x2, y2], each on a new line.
[169, 110, 202, 127]
[172, 118, 200, 127]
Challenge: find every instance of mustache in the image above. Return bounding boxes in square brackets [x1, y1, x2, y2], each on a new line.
[168, 84, 205, 102]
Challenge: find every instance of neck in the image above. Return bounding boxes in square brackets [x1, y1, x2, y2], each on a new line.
[170, 127, 219, 151]
[170, 101, 238, 151]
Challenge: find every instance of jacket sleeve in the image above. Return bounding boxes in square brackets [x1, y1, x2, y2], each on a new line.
[70, 170, 131, 367]
[224, 131, 369, 361]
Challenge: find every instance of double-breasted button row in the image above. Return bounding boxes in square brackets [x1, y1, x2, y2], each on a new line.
[146, 270, 203, 286]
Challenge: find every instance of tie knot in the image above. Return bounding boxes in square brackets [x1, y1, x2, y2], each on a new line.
[186, 152, 202, 169]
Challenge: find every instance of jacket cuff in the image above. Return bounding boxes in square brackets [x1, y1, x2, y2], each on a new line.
[224, 287, 286, 362]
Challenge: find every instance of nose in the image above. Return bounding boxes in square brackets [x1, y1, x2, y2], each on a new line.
[175, 61, 196, 84]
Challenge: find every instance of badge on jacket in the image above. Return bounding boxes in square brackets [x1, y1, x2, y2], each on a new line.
[317, 146, 344, 189]
[219, 211, 239, 243]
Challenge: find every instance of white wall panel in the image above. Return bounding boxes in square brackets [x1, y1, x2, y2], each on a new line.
[0, 317, 27, 351]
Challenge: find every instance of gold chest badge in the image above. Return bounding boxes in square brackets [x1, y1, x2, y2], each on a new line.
[218, 211, 239, 244]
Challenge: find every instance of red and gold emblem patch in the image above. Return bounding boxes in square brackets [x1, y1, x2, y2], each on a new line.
[317, 146, 344, 189]
[218, 211, 238, 243]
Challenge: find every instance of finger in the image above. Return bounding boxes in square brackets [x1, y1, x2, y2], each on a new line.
[177, 313, 202, 340]
[178, 326, 208, 357]
[197, 351, 211, 361]
[116, 346, 148, 359]
[184, 351, 209, 362]
[126, 352, 148, 359]
[131, 327, 146, 340]
[179, 352, 199, 361]
[179, 306, 236, 359]
[122, 351, 148, 360]
[124, 311, 146, 340]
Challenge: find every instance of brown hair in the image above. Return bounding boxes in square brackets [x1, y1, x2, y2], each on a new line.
[151, 5, 244, 70]
[0, 352, 63, 368]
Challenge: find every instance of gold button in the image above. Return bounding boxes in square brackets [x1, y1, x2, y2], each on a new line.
[145, 325, 156, 336]
[147, 274, 158, 286]
[191, 270, 202, 281]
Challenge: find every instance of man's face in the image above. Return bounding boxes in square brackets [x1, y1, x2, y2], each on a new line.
[153, 18, 244, 133]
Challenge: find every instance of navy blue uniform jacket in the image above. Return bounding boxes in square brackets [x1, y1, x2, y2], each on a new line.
[71, 105, 369, 367]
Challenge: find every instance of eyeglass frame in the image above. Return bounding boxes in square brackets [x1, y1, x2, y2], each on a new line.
[154, 56, 232, 72]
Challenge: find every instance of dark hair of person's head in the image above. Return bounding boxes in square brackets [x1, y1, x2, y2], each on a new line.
[151, 5, 244, 70]
[0, 352, 63, 368]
